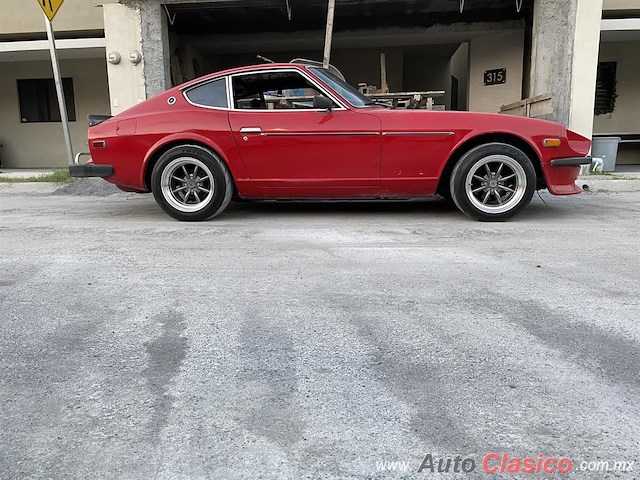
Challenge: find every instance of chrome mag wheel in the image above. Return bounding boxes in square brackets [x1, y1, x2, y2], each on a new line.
[465, 155, 527, 215]
[160, 157, 215, 213]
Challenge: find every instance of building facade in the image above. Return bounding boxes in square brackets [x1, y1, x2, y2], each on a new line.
[596, 1, 640, 165]
[0, 0, 638, 168]
[0, 0, 114, 168]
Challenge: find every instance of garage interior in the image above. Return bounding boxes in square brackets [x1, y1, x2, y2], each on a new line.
[162, 0, 534, 111]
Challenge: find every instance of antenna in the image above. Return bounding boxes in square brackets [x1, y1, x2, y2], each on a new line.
[256, 55, 275, 64]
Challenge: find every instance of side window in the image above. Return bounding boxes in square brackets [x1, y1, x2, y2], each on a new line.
[232, 71, 336, 110]
[185, 78, 228, 108]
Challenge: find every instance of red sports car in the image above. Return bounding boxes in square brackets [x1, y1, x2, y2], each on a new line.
[71, 62, 592, 222]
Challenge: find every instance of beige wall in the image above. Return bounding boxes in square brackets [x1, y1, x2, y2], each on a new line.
[593, 42, 640, 133]
[0, 58, 111, 168]
[0, 0, 116, 37]
[103, 3, 146, 114]
[603, 0, 640, 11]
[568, 0, 603, 139]
[468, 30, 524, 113]
[593, 40, 640, 165]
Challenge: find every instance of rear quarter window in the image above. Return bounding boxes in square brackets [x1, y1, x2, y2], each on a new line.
[185, 78, 228, 108]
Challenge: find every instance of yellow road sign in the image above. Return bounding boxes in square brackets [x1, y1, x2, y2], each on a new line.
[37, 0, 64, 22]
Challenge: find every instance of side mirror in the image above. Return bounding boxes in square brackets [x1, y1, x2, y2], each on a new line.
[313, 95, 333, 111]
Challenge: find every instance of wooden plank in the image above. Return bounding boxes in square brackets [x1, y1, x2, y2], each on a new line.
[380, 53, 389, 93]
[323, 0, 336, 68]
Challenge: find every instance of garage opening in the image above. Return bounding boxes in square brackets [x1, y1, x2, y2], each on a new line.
[164, 0, 533, 111]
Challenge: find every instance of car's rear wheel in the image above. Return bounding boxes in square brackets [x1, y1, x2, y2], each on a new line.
[450, 143, 536, 221]
[151, 145, 233, 221]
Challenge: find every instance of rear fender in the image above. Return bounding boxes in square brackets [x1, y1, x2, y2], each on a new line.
[140, 132, 248, 190]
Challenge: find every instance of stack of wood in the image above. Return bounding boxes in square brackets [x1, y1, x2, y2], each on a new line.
[357, 53, 390, 96]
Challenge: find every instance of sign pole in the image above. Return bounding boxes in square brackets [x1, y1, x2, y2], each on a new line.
[44, 13, 74, 166]
[322, 0, 336, 68]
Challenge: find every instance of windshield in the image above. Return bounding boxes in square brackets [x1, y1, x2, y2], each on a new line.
[309, 67, 375, 108]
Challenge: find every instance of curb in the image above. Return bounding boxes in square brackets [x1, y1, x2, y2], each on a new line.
[0, 182, 63, 194]
[577, 176, 640, 193]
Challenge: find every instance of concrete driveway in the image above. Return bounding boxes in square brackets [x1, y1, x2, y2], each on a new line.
[0, 184, 638, 479]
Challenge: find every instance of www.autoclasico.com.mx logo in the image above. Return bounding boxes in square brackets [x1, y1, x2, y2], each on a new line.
[418, 453, 573, 474]
[377, 453, 634, 475]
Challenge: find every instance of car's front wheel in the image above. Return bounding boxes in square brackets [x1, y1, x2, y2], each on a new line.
[151, 145, 233, 221]
[449, 143, 536, 221]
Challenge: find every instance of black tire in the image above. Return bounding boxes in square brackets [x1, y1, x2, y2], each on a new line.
[449, 143, 536, 222]
[151, 144, 233, 221]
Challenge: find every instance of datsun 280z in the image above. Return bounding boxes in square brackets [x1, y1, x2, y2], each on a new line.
[71, 62, 592, 222]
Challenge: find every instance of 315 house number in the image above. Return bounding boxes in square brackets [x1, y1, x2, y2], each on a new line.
[484, 68, 507, 86]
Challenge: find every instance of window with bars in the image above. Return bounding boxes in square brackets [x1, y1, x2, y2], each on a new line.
[17, 78, 76, 123]
[594, 62, 617, 116]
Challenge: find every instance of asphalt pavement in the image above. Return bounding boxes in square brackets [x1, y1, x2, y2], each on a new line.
[0, 182, 639, 479]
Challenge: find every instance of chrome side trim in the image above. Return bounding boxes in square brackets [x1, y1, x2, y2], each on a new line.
[261, 132, 379, 137]
[228, 68, 348, 111]
[181, 67, 347, 112]
[226, 75, 234, 112]
[382, 131, 455, 137]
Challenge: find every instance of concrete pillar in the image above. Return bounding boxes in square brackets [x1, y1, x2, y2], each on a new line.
[103, 0, 171, 114]
[136, 0, 171, 98]
[103, 3, 146, 115]
[529, 0, 603, 138]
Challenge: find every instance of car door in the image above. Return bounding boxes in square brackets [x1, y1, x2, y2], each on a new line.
[228, 69, 381, 197]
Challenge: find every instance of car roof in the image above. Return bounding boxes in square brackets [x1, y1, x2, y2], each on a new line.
[179, 63, 311, 90]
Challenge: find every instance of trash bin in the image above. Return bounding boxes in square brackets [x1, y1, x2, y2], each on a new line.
[591, 137, 621, 172]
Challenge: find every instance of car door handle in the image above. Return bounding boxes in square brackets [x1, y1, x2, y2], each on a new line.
[240, 127, 262, 134]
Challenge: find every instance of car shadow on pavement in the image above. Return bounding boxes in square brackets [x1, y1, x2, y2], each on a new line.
[226, 197, 458, 217]
[81, 191, 577, 223]
[222, 194, 574, 222]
